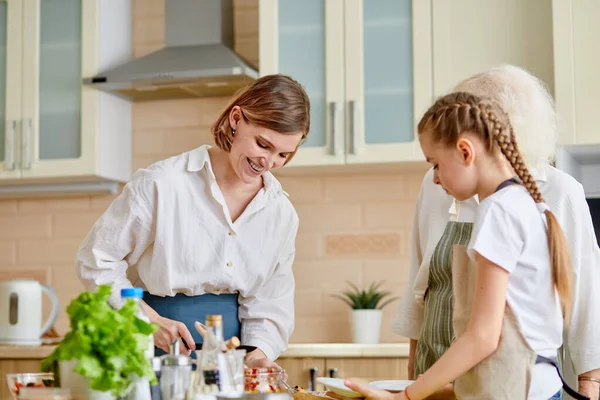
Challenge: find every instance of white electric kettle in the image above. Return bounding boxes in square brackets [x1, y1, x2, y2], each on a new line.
[0, 279, 60, 345]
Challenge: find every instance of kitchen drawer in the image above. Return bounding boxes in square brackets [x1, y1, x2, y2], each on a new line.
[0, 359, 43, 400]
[277, 358, 326, 391]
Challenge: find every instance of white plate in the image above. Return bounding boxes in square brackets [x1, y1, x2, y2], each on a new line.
[317, 377, 363, 398]
[367, 380, 414, 393]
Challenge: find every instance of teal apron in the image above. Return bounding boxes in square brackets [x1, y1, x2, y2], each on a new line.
[143, 292, 241, 356]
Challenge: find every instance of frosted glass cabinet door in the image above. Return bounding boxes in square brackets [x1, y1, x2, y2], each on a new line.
[345, 0, 429, 164]
[362, 0, 413, 145]
[259, 0, 345, 166]
[37, 0, 82, 161]
[0, 0, 22, 180]
[21, 0, 89, 178]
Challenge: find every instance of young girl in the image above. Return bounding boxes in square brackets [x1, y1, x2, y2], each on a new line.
[344, 92, 585, 399]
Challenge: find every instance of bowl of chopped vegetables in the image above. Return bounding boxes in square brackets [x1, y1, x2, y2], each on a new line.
[244, 368, 286, 393]
[6, 373, 55, 399]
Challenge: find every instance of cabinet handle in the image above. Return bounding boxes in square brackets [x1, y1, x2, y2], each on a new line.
[329, 101, 338, 156]
[329, 368, 338, 378]
[308, 367, 318, 391]
[22, 119, 32, 170]
[5, 120, 16, 170]
[349, 100, 358, 154]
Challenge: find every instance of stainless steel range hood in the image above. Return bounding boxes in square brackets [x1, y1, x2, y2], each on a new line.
[83, 0, 258, 101]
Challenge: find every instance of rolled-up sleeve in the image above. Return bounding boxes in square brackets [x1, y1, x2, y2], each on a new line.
[392, 179, 425, 339]
[238, 215, 298, 361]
[75, 173, 156, 306]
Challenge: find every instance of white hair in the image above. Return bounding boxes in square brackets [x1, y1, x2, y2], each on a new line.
[453, 64, 558, 169]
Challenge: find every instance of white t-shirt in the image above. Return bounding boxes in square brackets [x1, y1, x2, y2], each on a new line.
[467, 184, 563, 399]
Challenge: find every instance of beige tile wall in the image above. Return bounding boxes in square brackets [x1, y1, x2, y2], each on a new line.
[0, 0, 426, 343]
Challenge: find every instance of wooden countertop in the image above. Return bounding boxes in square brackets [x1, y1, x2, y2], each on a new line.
[0, 345, 56, 359]
[279, 343, 410, 358]
[0, 343, 410, 359]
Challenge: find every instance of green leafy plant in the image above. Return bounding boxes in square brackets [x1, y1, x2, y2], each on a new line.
[41, 285, 158, 396]
[332, 281, 399, 310]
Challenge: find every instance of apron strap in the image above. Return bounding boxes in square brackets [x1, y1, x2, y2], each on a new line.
[536, 355, 590, 400]
[495, 177, 520, 193]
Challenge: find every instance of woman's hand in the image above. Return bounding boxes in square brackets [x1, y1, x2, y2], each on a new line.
[245, 348, 281, 369]
[152, 315, 196, 355]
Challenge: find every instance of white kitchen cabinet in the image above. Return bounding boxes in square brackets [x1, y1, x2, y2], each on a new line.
[0, 0, 132, 191]
[553, 0, 600, 146]
[432, 0, 554, 98]
[259, 0, 431, 167]
[0, 0, 23, 180]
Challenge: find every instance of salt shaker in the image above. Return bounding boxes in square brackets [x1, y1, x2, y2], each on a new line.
[160, 339, 192, 400]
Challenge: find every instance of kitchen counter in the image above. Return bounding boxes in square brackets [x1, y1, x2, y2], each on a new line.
[0, 345, 56, 359]
[0, 342, 410, 359]
[280, 343, 410, 358]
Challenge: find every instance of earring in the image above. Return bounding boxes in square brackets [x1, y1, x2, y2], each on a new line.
[231, 128, 236, 136]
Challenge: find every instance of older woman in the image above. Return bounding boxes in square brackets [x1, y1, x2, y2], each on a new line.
[75, 74, 310, 367]
[392, 65, 600, 399]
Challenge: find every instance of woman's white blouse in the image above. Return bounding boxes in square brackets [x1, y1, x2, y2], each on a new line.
[75, 145, 298, 361]
[393, 165, 600, 385]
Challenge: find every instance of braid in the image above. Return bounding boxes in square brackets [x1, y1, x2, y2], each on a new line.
[478, 104, 544, 203]
[418, 91, 573, 324]
[417, 93, 486, 147]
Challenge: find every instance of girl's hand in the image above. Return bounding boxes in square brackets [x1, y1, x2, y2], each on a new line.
[327, 381, 455, 400]
[152, 315, 196, 355]
[326, 380, 400, 400]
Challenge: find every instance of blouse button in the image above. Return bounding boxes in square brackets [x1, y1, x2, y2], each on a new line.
[226, 262, 232, 267]
[228, 232, 233, 236]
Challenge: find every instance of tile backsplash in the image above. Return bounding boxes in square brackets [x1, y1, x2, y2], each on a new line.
[0, 0, 426, 344]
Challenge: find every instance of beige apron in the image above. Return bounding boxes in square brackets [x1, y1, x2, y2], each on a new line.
[451, 244, 536, 399]
[451, 244, 587, 400]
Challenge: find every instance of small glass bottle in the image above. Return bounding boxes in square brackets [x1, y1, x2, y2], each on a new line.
[198, 315, 235, 394]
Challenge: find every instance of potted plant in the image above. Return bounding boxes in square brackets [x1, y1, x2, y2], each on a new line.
[333, 281, 399, 344]
[41, 285, 158, 399]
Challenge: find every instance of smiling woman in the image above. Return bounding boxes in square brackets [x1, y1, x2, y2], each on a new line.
[75, 74, 311, 369]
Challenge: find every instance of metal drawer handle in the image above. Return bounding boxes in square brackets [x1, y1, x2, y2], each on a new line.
[309, 367, 319, 391]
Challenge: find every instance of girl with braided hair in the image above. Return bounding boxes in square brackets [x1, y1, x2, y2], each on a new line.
[400, 92, 576, 399]
[334, 91, 590, 400]
[389, 65, 600, 399]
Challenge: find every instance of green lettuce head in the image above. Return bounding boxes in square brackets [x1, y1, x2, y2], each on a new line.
[41, 285, 158, 396]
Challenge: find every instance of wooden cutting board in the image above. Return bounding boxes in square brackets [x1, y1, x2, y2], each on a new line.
[294, 391, 339, 400]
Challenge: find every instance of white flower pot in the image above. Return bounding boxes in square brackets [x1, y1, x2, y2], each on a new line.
[351, 309, 382, 344]
[59, 360, 116, 400]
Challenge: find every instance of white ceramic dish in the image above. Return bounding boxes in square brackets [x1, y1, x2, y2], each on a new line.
[367, 380, 414, 393]
[317, 377, 363, 398]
